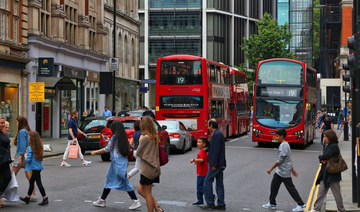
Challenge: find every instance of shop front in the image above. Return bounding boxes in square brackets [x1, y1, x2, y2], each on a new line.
[86, 71, 100, 116]
[0, 58, 28, 138]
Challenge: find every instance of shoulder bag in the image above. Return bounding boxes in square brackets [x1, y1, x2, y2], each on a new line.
[159, 145, 168, 166]
[326, 154, 348, 174]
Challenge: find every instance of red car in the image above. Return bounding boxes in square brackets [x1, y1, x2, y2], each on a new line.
[99, 116, 170, 161]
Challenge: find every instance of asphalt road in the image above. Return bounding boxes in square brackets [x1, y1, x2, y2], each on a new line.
[3, 133, 323, 212]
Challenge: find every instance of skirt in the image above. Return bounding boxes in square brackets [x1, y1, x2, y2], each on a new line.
[140, 174, 159, 185]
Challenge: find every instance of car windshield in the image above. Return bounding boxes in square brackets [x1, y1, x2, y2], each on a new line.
[254, 99, 303, 128]
[158, 122, 178, 131]
[80, 119, 107, 131]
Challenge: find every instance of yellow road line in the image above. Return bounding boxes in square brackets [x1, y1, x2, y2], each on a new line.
[311, 184, 320, 210]
[305, 163, 322, 212]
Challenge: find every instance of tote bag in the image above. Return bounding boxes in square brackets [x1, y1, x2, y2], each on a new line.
[2, 171, 19, 201]
[159, 145, 168, 166]
[326, 154, 348, 174]
[68, 144, 79, 159]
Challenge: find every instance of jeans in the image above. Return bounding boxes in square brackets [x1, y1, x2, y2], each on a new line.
[203, 168, 225, 206]
[196, 176, 206, 203]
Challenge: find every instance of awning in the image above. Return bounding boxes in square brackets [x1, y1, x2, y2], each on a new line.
[37, 77, 76, 90]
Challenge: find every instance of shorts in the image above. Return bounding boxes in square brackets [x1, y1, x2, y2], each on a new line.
[140, 174, 159, 185]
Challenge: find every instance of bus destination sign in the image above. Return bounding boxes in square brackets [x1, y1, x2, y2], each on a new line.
[258, 87, 302, 98]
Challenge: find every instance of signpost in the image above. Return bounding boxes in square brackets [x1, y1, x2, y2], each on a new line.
[29, 82, 45, 102]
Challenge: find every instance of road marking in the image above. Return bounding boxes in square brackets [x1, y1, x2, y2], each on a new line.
[226, 145, 321, 153]
[243, 208, 251, 211]
[114, 202, 124, 204]
[84, 200, 93, 203]
[305, 163, 322, 212]
[157, 200, 187, 207]
[54, 199, 62, 202]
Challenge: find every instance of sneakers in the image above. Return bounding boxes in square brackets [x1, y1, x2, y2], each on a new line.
[93, 197, 106, 207]
[82, 160, 92, 166]
[61, 161, 71, 167]
[262, 202, 277, 210]
[292, 204, 306, 212]
[128, 199, 141, 210]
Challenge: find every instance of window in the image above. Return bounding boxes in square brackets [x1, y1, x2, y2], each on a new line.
[13, 0, 18, 15]
[211, 100, 224, 119]
[0, 12, 9, 40]
[13, 18, 18, 43]
[160, 60, 202, 85]
[65, 5, 78, 45]
[209, 64, 216, 82]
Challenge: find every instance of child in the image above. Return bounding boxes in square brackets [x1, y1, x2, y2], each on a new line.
[20, 131, 48, 206]
[262, 129, 305, 211]
[190, 137, 209, 206]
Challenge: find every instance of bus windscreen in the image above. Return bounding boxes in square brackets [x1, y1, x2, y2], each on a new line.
[257, 61, 304, 85]
[160, 60, 202, 85]
[254, 99, 303, 128]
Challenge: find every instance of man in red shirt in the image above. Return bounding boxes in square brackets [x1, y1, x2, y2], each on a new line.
[190, 137, 209, 206]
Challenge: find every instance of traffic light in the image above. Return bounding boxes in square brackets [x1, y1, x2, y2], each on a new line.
[343, 64, 351, 93]
[348, 33, 360, 72]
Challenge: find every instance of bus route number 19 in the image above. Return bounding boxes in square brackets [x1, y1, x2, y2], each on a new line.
[176, 77, 186, 84]
[288, 89, 296, 97]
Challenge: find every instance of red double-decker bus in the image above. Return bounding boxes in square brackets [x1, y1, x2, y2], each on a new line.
[229, 67, 251, 136]
[252, 58, 317, 146]
[155, 55, 250, 141]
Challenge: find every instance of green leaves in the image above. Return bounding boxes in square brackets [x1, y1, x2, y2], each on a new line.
[242, 13, 294, 70]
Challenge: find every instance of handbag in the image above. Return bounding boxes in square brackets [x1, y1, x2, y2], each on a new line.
[326, 154, 348, 174]
[159, 145, 168, 166]
[2, 171, 19, 201]
[68, 144, 79, 159]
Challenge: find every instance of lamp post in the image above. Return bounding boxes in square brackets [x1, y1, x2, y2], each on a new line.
[112, 0, 116, 116]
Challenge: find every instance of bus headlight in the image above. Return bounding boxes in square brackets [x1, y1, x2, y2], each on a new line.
[253, 128, 262, 137]
[293, 130, 304, 139]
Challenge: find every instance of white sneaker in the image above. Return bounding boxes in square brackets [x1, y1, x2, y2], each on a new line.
[292, 204, 306, 211]
[262, 202, 277, 210]
[82, 160, 92, 166]
[93, 197, 106, 207]
[128, 199, 141, 210]
[61, 161, 71, 167]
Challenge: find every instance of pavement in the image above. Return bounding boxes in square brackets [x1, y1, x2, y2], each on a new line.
[325, 129, 359, 211]
[8, 130, 360, 211]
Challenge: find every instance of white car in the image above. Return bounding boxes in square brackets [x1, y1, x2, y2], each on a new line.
[157, 120, 192, 154]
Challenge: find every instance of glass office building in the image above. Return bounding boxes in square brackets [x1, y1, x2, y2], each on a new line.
[139, 0, 277, 107]
[277, 0, 313, 66]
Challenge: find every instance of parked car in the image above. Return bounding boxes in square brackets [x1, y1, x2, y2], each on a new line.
[99, 116, 170, 161]
[157, 120, 192, 154]
[78, 116, 110, 155]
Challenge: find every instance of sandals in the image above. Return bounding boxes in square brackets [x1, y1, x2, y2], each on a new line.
[156, 206, 164, 212]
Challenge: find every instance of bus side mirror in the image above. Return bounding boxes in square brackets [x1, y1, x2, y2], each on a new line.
[161, 125, 167, 130]
[187, 127, 192, 131]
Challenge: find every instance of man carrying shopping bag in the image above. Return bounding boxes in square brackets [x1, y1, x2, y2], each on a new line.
[61, 110, 91, 167]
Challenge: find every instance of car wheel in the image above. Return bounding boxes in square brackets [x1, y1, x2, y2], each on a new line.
[180, 140, 186, 154]
[165, 139, 171, 155]
[101, 153, 111, 161]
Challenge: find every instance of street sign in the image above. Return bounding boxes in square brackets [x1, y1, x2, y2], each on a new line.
[140, 79, 156, 84]
[29, 82, 45, 102]
[109, 58, 119, 71]
[140, 87, 148, 93]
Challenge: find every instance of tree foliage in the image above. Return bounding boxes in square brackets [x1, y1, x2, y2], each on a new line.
[242, 13, 293, 69]
[241, 13, 294, 94]
[313, 0, 320, 67]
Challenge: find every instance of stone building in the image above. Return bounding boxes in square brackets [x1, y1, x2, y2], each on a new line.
[27, 0, 108, 138]
[0, 0, 30, 137]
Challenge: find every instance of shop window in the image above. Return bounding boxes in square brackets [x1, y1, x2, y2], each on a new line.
[0, 83, 18, 137]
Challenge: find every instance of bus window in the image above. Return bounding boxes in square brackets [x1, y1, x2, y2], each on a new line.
[211, 100, 224, 119]
[160, 60, 202, 85]
[216, 66, 221, 84]
[210, 64, 216, 82]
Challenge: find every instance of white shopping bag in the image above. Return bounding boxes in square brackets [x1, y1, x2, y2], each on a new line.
[43, 144, 52, 152]
[2, 172, 19, 201]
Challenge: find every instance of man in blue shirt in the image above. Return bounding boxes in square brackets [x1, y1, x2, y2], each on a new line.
[61, 110, 91, 167]
[103, 106, 112, 117]
[201, 119, 226, 210]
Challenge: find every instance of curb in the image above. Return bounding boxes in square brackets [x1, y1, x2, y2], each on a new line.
[43, 152, 63, 158]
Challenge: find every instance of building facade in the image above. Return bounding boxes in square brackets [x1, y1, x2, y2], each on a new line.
[277, 0, 313, 66]
[27, 0, 108, 138]
[139, 0, 277, 108]
[0, 0, 30, 137]
[103, 0, 141, 113]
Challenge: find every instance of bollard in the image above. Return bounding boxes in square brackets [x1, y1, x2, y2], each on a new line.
[344, 121, 349, 141]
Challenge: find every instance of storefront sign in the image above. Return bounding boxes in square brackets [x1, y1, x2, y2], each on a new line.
[61, 66, 86, 79]
[140, 87, 148, 93]
[29, 82, 45, 102]
[38, 58, 55, 77]
[88, 71, 100, 82]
